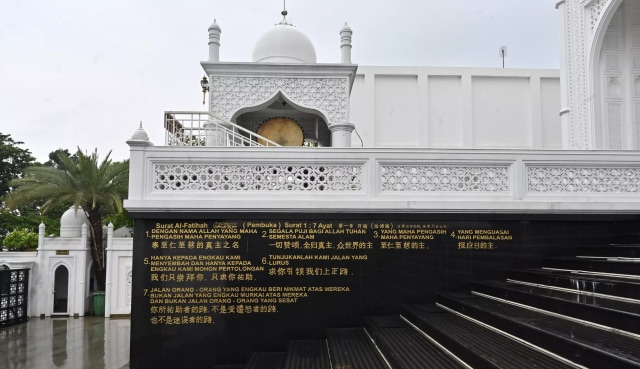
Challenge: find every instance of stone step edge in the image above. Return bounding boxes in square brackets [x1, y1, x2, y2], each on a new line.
[506, 278, 640, 304]
[399, 315, 473, 369]
[434, 302, 587, 369]
[357, 327, 395, 369]
[541, 267, 640, 281]
[470, 290, 640, 341]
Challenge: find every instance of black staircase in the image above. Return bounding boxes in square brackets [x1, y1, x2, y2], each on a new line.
[213, 244, 640, 368]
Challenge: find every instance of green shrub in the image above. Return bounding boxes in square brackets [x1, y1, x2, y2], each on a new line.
[3, 228, 38, 251]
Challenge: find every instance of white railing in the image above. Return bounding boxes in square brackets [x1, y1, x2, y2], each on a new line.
[164, 111, 281, 147]
[125, 147, 640, 213]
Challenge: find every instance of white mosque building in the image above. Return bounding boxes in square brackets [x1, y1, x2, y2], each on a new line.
[1, 2, 639, 361]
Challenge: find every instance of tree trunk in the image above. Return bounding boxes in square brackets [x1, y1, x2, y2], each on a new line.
[85, 206, 106, 291]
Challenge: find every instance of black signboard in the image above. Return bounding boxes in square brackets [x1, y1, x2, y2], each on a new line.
[129, 213, 636, 368]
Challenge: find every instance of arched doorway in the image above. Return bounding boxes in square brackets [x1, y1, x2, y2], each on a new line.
[52, 265, 69, 314]
[594, 0, 640, 149]
[88, 263, 97, 294]
[234, 93, 332, 147]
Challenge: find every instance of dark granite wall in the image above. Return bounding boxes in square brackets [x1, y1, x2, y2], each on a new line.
[129, 212, 639, 368]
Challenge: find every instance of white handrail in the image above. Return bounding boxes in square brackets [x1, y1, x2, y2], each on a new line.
[164, 111, 282, 147]
[208, 113, 281, 147]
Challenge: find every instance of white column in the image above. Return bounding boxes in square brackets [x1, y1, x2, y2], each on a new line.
[340, 23, 353, 64]
[204, 118, 233, 146]
[330, 123, 356, 147]
[208, 19, 221, 62]
[105, 223, 114, 318]
[461, 74, 473, 148]
[530, 75, 542, 148]
[36, 223, 46, 317]
[556, 0, 571, 149]
[126, 124, 153, 200]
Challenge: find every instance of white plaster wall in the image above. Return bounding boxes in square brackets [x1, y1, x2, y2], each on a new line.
[1, 233, 133, 318]
[106, 238, 133, 316]
[374, 75, 420, 146]
[350, 66, 561, 149]
[350, 74, 366, 147]
[428, 76, 463, 147]
[472, 76, 531, 148]
[1, 228, 97, 317]
[541, 77, 562, 148]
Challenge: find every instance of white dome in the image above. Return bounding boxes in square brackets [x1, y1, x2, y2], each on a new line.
[60, 206, 88, 238]
[252, 23, 317, 63]
[129, 123, 150, 142]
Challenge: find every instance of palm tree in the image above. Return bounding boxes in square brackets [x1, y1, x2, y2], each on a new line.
[6, 149, 129, 290]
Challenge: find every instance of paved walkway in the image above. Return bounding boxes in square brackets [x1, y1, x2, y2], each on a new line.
[0, 317, 130, 369]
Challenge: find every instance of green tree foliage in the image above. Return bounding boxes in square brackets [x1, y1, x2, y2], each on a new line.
[2, 228, 38, 251]
[1, 148, 78, 245]
[43, 148, 79, 169]
[0, 133, 35, 199]
[104, 210, 134, 230]
[0, 205, 62, 245]
[6, 149, 129, 290]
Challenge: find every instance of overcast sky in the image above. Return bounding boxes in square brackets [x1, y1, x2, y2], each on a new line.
[0, 0, 559, 163]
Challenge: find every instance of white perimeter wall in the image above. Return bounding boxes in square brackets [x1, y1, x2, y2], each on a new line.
[0, 232, 132, 317]
[106, 238, 133, 317]
[350, 66, 561, 149]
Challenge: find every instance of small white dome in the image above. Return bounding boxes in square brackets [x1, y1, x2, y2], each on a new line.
[252, 23, 317, 64]
[60, 206, 88, 238]
[208, 19, 221, 32]
[130, 123, 149, 142]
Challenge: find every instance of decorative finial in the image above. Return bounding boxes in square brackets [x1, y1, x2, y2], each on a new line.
[279, 0, 291, 25]
[127, 122, 151, 146]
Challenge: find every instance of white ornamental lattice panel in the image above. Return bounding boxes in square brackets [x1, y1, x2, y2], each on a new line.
[210, 76, 349, 124]
[154, 164, 362, 192]
[380, 166, 510, 192]
[527, 166, 640, 193]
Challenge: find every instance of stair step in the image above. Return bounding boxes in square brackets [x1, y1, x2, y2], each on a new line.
[281, 340, 330, 369]
[436, 292, 640, 368]
[402, 303, 577, 369]
[576, 246, 640, 258]
[326, 328, 388, 369]
[364, 315, 464, 369]
[543, 257, 640, 278]
[502, 279, 640, 315]
[246, 352, 285, 369]
[507, 268, 640, 301]
[473, 280, 640, 335]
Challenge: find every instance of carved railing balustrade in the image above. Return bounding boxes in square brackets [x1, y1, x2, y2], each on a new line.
[125, 147, 640, 213]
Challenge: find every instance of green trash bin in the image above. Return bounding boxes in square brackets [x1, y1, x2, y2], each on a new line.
[93, 292, 105, 316]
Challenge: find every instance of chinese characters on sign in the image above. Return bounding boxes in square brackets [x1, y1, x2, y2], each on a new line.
[141, 220, 511, 326]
